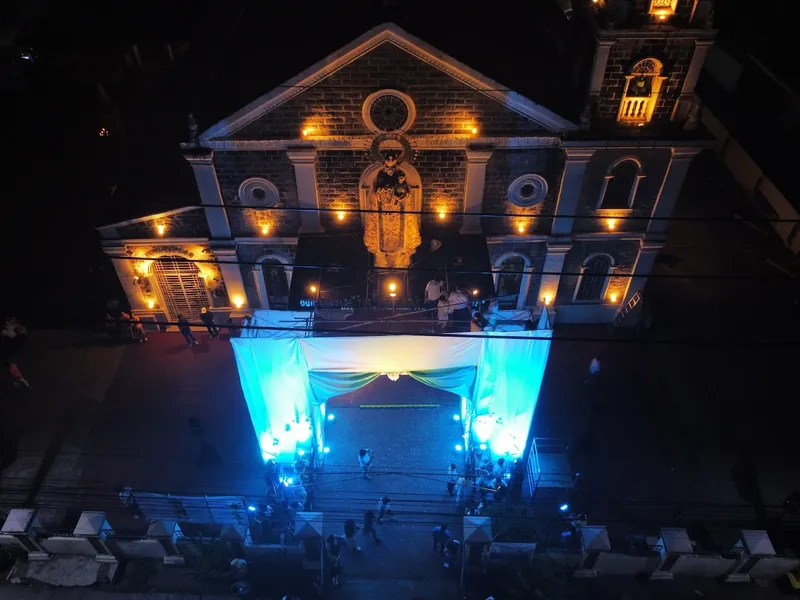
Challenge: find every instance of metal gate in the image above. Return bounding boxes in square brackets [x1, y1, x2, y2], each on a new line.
[151, 257, 211, 321]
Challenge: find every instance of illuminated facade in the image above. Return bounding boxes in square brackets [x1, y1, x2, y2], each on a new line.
[99, 4, 716, 327]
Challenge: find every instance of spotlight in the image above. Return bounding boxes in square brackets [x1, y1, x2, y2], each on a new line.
[327, 414, 335, 421]
[452, 414, 461, 421]
[323, 446, 330, 454]
[455, 444, 463, 451]
[248, 505, 256, 512]
[559, 503, 569, 512]
[287, 477, 294, 485]
[297, 449, 305, 456]
[479, 443, 487, 450]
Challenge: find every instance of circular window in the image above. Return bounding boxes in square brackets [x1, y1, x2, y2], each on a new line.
[238, 178, 279, 207]
[362, 89, 416, 134]
[508, 174, 548, 207]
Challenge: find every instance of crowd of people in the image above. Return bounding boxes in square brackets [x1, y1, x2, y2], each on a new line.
[424, 275, 498, 332]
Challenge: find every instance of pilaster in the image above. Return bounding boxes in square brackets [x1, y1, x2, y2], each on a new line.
[213, 247, 250, 314]
[552, 149, 595, 235]
[648, 148, 702, 234]
[621, 238, 664, 306]
[251, 265, 270, 310]
[460, 148, 493, 235]
[588, 40, 616, 97]
[184, 151, 232, 239]
[537, 241, 572, 307]
[286, 148, 324, 234]
[672, 40, 715, 122]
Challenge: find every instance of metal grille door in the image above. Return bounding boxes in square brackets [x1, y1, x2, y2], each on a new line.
[152, 257, 210, 321]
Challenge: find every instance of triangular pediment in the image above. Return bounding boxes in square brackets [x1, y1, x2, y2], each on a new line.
[201, 23, 576, 140]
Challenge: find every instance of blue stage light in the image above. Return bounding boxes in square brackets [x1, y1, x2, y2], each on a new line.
[248, 506, 256, 512]
[455, 444, 463, 451]
[297, 449, 305, 456]
[559, 503, 569, 512]
[327, 414, 335, 421]
[479, 443, 487, 450]
[287, 477, 294, 485]
[323, 446, 330, 454]
[453, 414, 461, 421]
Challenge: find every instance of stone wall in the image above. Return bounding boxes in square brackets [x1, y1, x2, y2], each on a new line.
[557, 239, 640, 304]
[236, 242, 298, 309]
[230, 42, 545, 139]
[316, 150, 373, 233]
[115, 208, 210, 240]
[415, 150, 466, 231]
[573, 148, 672, 234]
[596, 37, 696, 123]
[213, 151, 301, 237]
[482, 149, 564, 236]
[488, 240, 547, 307]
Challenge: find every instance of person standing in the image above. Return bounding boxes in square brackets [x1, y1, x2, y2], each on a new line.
[432, 524, 450, 556]
[358, 448, 374, 479]
[200, 307, 219, 338]
[584, 355, 601, 387]
[377, 496, 394, 523]
[446, 463, 458, 496]
[424, 276, 445, 319]
[436, 294, 449, 330]
[177, 314, 199, 347]
[343, 518, 361, 552]
[363, 510, 380, 544]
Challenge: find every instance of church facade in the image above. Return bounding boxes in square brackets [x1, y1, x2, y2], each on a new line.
[98, 1, 715, 327]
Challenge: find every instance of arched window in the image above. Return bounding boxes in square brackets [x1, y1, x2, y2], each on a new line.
[618, 59, 666, 125]
[262, 258, 290, 309]
[492, 253, 532, 311]
[598, 158, 645, 209]
[574, 255, 613, 302]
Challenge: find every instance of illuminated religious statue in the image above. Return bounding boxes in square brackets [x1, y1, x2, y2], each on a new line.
[363, 149, 421, 268]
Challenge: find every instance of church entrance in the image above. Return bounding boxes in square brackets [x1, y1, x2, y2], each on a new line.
[151, 256, 211, 321]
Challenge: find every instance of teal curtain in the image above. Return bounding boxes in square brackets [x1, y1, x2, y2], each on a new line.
[407, 366, 476, 400]
[307, 371, 382, 405]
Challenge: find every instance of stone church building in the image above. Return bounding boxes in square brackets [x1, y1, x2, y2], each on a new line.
[98, 0, 715, 327]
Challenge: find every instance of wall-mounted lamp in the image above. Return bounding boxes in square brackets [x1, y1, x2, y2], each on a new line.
[542, 296, 552, 306]
[260, 222, 271, 236]
[517, 222, 527, 234]
[156, 223, 166, 236]
[302, 127, 313, 137]
[388, 282, 397, 293]
[147, 298, 156, 309]
[336, 211, 346, 221]
[438, 208, 446, 220]
[472, 289, 479, 296]
[471, 126, 478, 135]
[309, 285, 317, 294]
[232, 295, 245, 309]
[609, 292, 619, 303]
[606, 218, 617, 231]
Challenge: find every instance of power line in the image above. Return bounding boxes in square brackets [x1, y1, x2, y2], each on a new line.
[106, 253, 800, 282]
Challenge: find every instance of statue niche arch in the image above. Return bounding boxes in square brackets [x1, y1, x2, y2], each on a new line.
[360, 138, 422, 269]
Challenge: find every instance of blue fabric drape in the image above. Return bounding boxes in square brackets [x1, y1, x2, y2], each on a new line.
[306, 371, 382, 405]
[407, 366, 476, 400]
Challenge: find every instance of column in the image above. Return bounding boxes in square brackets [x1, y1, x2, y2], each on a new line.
[588, 39, 615, 97]
[184, 151, 232, 239]
[459, 148, 493, 234]
[104, 246, 148, 311]
[552, 149, 595, 235]
[252, 265, 270, 309]
[621, 239, 663, 306]
[287, 148, 324, 234]
[214, 247, 250, 314]
[537, 242, 571, 307]
[672, 40, 714, 121]
[648, 148, 702, 234]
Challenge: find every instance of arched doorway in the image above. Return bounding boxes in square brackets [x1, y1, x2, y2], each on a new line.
[150, 256, 211, 320]
[493, 253, 532, 310]
[253, 253, 293, 310]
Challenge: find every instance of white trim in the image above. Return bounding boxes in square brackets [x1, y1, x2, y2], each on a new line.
[234, 237, 299, 245]
[572, 253, 615, 303]
[361, 89, 416, 134]
[237, 177, 280, 207]
[97, 207, 202, 231]
[199, 23, 576, 140]
[597, 158, 647, 209]
[191, 135, 562, 151]
[508, 174, 549, 208]
[491, 252, 532, 311]
[104, 238, 209, 249]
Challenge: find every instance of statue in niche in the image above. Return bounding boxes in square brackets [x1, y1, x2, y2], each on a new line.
[363, 145, 421, 268]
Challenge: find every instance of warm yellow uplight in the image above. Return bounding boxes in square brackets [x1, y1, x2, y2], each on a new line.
[232, 295, 245, 309]
[260, 223, 271, 235]
[542, 296, 552, 306]
[517, 222, 526, 234]
[156, 223, 166, 236]
[658, 14, 666, 20]
[388, 282, 397, 292]
[438, 209, 446, 220]
[389, 292, 397, 298]
[337, 211, 346, 221]
[592, 0, 598, 3]
[309, 285, 317, 294]
[606, 218, 617, 230]
[302, 128, 311, 137]
[609, 293, 619, 303]
[147, 298, 156, 309]
[471, 127, 478, 135]
[472, 289, 479, 296]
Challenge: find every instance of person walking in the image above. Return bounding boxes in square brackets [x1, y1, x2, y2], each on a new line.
[200, 307, 220, 338]
[432, 523, 450, 556]
[358, 448, 374, 479]
[7, 362, 29, 388]
[343, 518, 361, 552]
[363, 510, 380, 544]
[377, 496, 394, 523]
[177, 314, 199, 347]
[447, 463, 458, 496]
[584, 355, 601, 387]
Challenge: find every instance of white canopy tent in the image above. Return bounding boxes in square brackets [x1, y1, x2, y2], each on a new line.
[231, 311, 552, 464]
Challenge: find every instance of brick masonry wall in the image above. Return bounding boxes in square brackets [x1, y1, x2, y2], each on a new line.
[573, 148, 672, 234]
[481, 149, 564, 236]
[316, 150, 374, 233]
[115, 208, 210, 239]
[556, 239, 640, 304]
[414, 150, 466, 231]
[231, 41, 546, 139]
[213, 151, 301, 237]
[236, 242, 298, 309]
[488, 241, 547, 307]
[596, 37, 696, 123]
